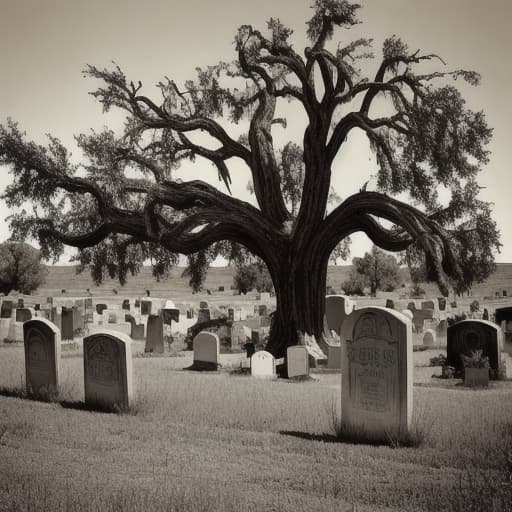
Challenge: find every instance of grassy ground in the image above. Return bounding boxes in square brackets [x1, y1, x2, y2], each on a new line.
[0, 344, 511, 511]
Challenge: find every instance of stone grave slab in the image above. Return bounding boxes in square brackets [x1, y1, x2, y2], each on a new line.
[325, 295, 355, 335]
[83, 331, 133, 411]
[145, 315, 164, 353]
[327, 344, 341, 369]
[340, 307, 413, 441]
[23, 319, 60, 399]
[287, 346, 309, 378]
[251, 350, 276, 378]
[192, 331, 220, 370]
[61, 306, 74, 340]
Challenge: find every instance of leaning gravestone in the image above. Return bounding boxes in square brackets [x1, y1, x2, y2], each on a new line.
[251, 350, 276, 379]
[83, 331, 133, 411]
[447, 320, 502, 376]
[286, 346, 309, 378]
[192, 331, 219, 370]
[340, 307, 413, 441]
[23, 319, 60, 399]
[145, 315, 164, 353]
[325, 295, 355, 335]
[61, 307, 74, 341]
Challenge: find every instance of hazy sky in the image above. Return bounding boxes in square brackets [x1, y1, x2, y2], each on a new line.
[1, 0, 511, 264]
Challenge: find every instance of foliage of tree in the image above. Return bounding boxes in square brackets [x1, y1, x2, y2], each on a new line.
[342, 246, 400, 296]
[0, 242, 46, 295]
[233, 261, 273, 294]
[0, 0, 499, 357]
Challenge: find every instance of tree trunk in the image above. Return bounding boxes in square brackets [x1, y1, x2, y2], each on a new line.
[265, 246, 330, 360]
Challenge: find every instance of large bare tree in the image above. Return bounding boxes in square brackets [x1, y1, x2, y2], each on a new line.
[0, 1, 499, 357]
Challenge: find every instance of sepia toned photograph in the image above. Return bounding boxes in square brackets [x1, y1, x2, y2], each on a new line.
[0, 1, 511, 510]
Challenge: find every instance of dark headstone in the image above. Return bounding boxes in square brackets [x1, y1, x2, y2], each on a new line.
[197, 308, 211, 324]
[495, 307, 512, 325]
[245, 342, 255, 358]
[61, 307, 74, 341]
[218, 286, 224, 292]
[34, 304, 40, 311]
[17, 299, 24, 308]
[438, 298, 447, 311]
[503, 290, 508, 297]
[141, 301, 152, 315]
[16, 308, 32, 323]
[162, 308, 179, 325]
[134, 299, 141, 308]
[450, 301, 457, 309]
[206, 289, 211, 296]
[228, 308, 234, 321]
[122, 299, 130, 311]
[96, 304, 107, 315]
[1, 300, 13, 319]
[125, 314, 145, 340]
[145, 315, 164, 353]
[447, 320, 502, 377]
[258, 305, 268, 317]
[385, 299, 394, 309]
[483, 308, 489, 321]
[199, 301, 208, 309]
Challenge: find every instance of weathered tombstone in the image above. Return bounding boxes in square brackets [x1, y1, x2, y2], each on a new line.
[251, 330, 260, 344]
[447, 320, 502, 376]
[162, 308, 179, 325]
[1, 300, 13, 319]
[125, 314, 145, 340]
[450, 301, 457, 309]
[245, 341, 255, 358]
[140, 300, 152, 315]
[96, 304, 107, 315]
[122, 299, 130, 311]
[197, 308, 211, 324]
[422, 329, 435, 347]
[228, 308, 234, 321]
[83, 331, 133, 411]
[145, 315, 164, 353]
[327, 344, 341, 369]
[340, 307, 413, 441]
[438, 297, 447, 311]
[16, 308, 32, 323]
[482, 308, 489, 321]
[421, 300, 435, 311]
[17, 298, 24, 308]
[85, 298, 93, 309]
[192, 331, 220, 370]
[287, 346, 309, 378]
[199, 301, 208, 309]
[218, 286, 224, 292]
[34, 304, 40, 311]
[251, 350, 276, 378]
[258, 305, 268, 317]
[61, 306, 74, 341]
[134, 299, 141, 308]
[503, 290, 508, 297]
[23, 319, 60, 399]
[385, 299, 395, 309]
[325, 295, 355, 335]
[108, 312, 117, 324]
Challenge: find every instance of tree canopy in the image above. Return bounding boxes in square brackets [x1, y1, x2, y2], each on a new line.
[0, 242, 46, 296]
[0, 0, 499, 356]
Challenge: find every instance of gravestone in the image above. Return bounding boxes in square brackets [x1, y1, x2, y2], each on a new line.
[108, 312, 117, 324]
[438, 298, 447, 311]
[23, 319, 60, 399]
[447, 320, 502, 376]
[145, 315, 164, 353]
[245, 341, 255, 358]
[122, 299, 130, 311]
[228, 308, 234, 321]
[199, 301, 208, 309]
[197, 308, 211, 324]
[85, 298, 93, 309]
[16, 308, 32, 323]
[260, 315, 271, 328]
[140, 300, 152, 315]
[436, 319, 448, 344]
[192, 331, 220, 370]
[385, 299, 395, 309]
[422, 329, 435, 347]
[134, 299, 141, 308]
[251, 350, 276, 378]
[17, 298, 24, 308]
[421, 300, 435, 311]
[96, 304, 107, 315]
[325, 295, 355, 335]
[162, 308, 179, 325]
[258, 305, 268, 317]
[218, 286, 224, 292]
[251, 330, 260, 344]
[482, 308, 489, 321]
[83, 331, 133, 411]
[61, 307, 74, 341]
[340, 307, 413, 441]
[125, 314, 144, 340]
[327, 344, 341, 369]
[286, 346, 309, 378]
[1, 300, 13, 319]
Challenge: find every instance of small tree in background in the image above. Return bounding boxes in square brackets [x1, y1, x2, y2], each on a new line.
[343, 246, 400, 296]
[233, 261, 273, 294]
[0, 242, 47, 295]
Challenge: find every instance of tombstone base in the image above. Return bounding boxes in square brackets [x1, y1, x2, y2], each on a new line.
[186, 360, 219, 371]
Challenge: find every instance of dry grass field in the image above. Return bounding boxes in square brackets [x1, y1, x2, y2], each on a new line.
[1, 343, 511, 512]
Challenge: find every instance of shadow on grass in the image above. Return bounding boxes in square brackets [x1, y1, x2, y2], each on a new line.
[0, 386, 27, 399]
[280, 430, 342, 444]
[59, 400, 126, 414]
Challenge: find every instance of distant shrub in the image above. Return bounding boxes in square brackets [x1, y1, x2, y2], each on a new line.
[410, 284, 425, 298]
[430, 353, 447, 367]
[470, 300, 480, 313]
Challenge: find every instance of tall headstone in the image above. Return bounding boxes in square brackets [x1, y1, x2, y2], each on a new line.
[23, 319, 60, 399]
[61, 307, 74, 341]
[287, 346, 309, 378]
[83, 331, 133, 411]
[325, 295, 355, 335]
[1, 300, 13, 319]
[140, 300, 152, 315]
[122, 299, 130, 311]
[341, 307, 413, 441]
[438, 297, 447, 311]
[327, 345, 341, 369]
[145, 315, 164, 353]
[447, 320, 502, 376]
[197, 308, 211, 324]
[251, 350, 276, 379]
[192, 331, 220, 370]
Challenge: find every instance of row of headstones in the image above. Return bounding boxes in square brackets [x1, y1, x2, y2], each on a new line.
[24, 319, 132, 410]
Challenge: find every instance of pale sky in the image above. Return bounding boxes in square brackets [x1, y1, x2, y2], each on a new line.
[1, 0, 511, 264]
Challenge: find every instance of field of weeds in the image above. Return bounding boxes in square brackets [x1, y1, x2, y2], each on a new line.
[0, 343, 511, 511]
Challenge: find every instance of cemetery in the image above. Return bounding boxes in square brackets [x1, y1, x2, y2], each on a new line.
[1, 0, 512, 510]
